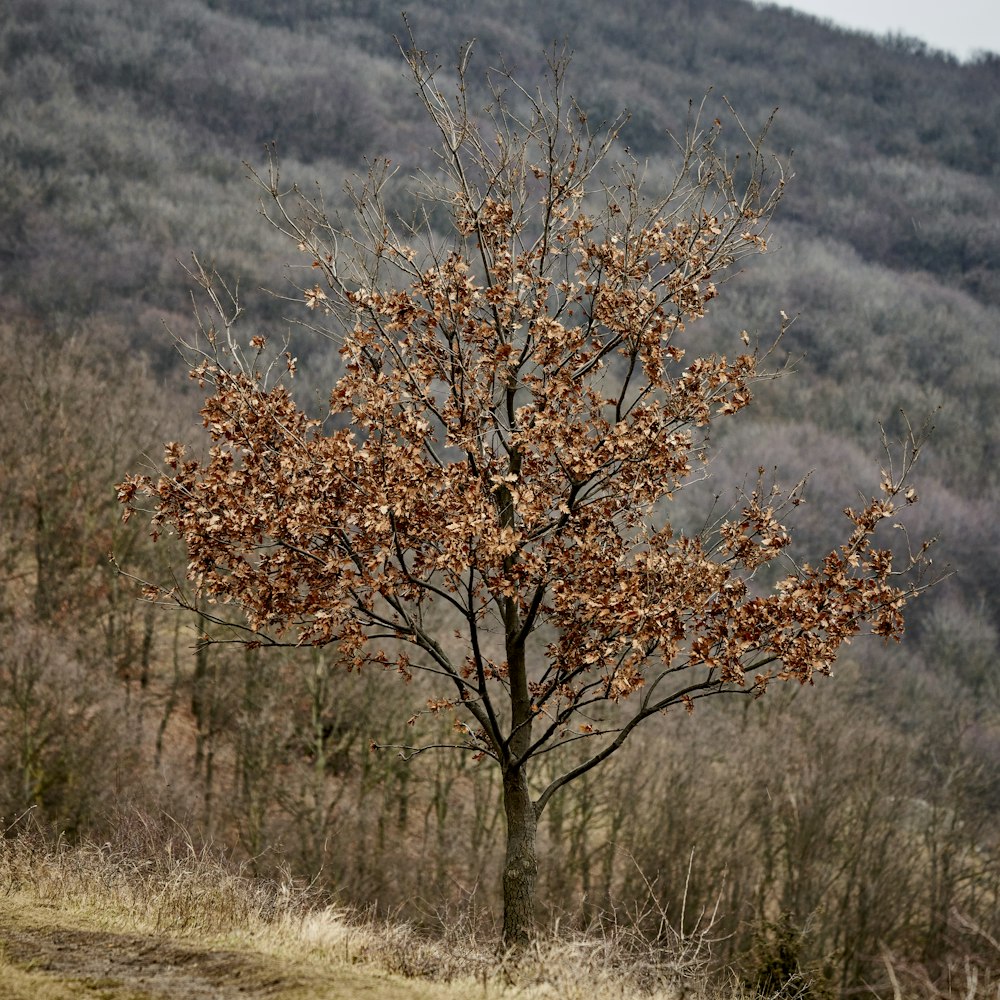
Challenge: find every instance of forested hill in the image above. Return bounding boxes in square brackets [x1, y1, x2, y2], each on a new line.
[4, 0, 999, 311]
[2, 0, 999, 613]
[5, 4, 1000, 990]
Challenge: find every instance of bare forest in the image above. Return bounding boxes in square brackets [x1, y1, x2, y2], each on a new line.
[2, 1, 1000, 997]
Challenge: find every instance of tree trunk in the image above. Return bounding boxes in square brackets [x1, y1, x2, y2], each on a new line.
[502, 763, 538, 950]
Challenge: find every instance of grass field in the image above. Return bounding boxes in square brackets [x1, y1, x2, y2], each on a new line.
[0, 834, 757, 1000]
[0, 897, 477, 1000]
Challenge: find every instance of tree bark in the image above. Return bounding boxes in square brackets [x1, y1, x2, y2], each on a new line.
[501, 762, 538, 950]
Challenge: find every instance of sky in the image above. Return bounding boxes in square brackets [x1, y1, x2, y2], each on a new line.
[769, 0, 1000, 61]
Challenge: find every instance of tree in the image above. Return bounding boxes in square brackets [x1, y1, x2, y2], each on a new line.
[118, 44, 932, 948]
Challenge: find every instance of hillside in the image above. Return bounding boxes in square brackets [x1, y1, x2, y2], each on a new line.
[2, 2, 999, 997]
[3, 0, 999, 490]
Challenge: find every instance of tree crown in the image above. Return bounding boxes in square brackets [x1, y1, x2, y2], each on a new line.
[119, 46, 931, 792]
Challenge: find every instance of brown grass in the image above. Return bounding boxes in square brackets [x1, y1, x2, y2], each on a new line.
[0, 825, 787, 1000]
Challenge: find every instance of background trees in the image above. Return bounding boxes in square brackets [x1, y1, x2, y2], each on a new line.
[0, 322, 173, 830]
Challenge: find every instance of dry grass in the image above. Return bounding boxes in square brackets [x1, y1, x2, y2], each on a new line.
[0, 819, 300, 937]
[0, 823, 783, 1000]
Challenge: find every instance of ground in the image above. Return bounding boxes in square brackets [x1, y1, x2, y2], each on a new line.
[0, 898, 470, 1000]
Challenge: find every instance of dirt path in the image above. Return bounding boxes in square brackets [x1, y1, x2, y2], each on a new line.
[0, 900, 464, 1000]
[2, 915, 285, 999]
